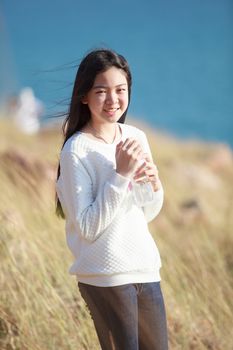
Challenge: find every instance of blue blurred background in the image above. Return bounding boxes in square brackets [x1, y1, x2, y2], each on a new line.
[1, 0, 232, 146]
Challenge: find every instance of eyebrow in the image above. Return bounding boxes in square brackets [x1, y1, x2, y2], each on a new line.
[92, 83, 127, 89]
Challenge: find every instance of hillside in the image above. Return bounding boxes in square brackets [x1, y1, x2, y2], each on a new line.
[0, 118, 233, 350]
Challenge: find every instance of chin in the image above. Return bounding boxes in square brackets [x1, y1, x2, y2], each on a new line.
[104, 115, 121, 123]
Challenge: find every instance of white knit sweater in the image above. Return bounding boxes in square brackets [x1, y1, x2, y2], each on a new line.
[56, 123, 164, 287]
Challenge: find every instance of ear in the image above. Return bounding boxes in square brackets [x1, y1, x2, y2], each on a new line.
[81, 96, 88, 104]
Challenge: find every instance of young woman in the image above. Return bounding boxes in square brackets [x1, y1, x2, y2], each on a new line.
[56, 49, 168, 350]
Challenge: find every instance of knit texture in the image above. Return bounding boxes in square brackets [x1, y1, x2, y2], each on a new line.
[56, 123, 164, 286]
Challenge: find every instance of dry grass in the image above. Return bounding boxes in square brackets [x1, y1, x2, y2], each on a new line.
[0, 118, 233, 349]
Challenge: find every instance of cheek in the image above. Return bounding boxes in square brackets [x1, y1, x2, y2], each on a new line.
[88, 97, 105, 109]
[122, 94, 129, 107]
[94, 95, 106, 105]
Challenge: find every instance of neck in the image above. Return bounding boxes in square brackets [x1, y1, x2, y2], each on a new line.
[88, 122, 118, 144]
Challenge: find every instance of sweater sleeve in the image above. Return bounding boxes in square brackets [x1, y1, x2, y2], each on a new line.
[138, 130, 164, 223]
[58, 151, 130, 242]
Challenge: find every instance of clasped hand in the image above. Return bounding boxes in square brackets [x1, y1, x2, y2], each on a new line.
[115, 138, 161, 192]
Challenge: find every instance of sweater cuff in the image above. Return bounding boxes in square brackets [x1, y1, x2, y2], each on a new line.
[109, 171, 131, 192]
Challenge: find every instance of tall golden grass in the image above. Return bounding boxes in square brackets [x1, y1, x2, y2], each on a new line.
[0, 118, 233, 349]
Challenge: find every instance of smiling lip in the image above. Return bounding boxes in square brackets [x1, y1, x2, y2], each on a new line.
[104, 108, 119, 115]
[104, 108, 119, 112]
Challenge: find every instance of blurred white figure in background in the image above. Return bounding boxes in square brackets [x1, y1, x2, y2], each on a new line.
[14, 87, 44, 134]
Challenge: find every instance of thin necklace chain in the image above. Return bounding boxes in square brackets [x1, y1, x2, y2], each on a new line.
[87, 122, 118, 144]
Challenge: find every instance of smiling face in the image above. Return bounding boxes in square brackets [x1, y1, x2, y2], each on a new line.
[83, 66, 129, 126]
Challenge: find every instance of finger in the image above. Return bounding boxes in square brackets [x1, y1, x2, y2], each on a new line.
[134, 165, 158, 180]
[122, 138, 142, 154]
[147, 170, 157, 178]
[133, 150, 145, 166]
[134, 174, 159, 185]
[116, 141, 123, 148]
[133, 174, 148, 183]
[129, 143, 143, 157]
[145, 167, 159, 179]
[116, 141, 123, 156]
[121, 138, 135, 150]
[143, 153, 153, 162]
[143, 160, 158, 173]
[125, 141, 141, 156]
[133, 166, 149, 181]
[134, 160, 147, 175]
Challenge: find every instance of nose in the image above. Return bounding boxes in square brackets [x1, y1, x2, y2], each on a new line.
[105, 91, 118, 105]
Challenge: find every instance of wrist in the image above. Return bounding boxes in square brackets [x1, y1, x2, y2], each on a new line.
[116, 169, 132, 180]
[151, 179, 162, 192]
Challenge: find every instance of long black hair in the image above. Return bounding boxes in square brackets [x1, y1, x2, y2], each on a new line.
[56, 48, 132, 217]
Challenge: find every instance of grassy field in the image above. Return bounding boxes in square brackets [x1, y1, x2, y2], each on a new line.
[0, 118, 233, 349]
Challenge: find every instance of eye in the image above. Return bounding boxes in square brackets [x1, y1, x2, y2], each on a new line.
[117, 88, 126, 93]
[96, 90, 106, 94]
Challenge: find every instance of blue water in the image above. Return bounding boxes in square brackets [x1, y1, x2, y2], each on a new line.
[1, 0, 233, 147]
